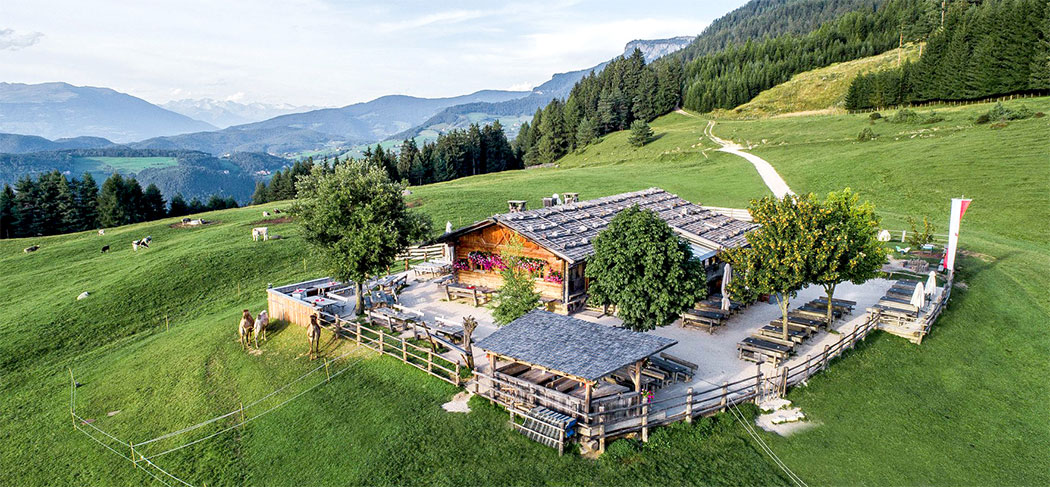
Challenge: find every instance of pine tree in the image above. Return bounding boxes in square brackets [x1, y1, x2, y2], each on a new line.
[97, 173, 129, 228]
[169, 193, 189, 217]
[143, 183, 166, 220]
[252, 181, 270, 205]
[75, 173, 99, 230]
[0, 184, 15, 239]
[575, 116, 598, 148]
[628, 120, 653, 147]
[13, 176, 41, 237]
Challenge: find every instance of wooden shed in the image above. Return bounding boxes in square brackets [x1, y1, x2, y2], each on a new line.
[438, 188, 756, 312]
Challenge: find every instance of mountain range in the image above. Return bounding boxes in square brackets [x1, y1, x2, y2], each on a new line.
[161, 99, 321, 128]
[0, 82, 216, 143]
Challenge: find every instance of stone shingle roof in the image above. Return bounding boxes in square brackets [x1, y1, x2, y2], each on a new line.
[443, 188, 756, 263]
[475, 310, 677, 382]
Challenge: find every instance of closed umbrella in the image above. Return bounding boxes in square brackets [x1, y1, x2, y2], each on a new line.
[925, 271, 936, 297]
[721, 263, 732, 311]
[910, 282, 926, 309]
[445, 221, 453, 234]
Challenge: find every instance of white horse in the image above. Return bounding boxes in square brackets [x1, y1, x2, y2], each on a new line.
[253, 310, 268, 348]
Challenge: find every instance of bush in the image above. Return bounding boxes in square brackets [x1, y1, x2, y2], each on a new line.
[981, 102, 1035, 124]
[889, 108, 921, 123]
[869, 112, 882, 121]
[975, 113, 991, 124]
[857, 127, 877, 141]
[922, 111, 945, 124]
[907, 216, 935, 248]
[1035, 112, 1046, 118]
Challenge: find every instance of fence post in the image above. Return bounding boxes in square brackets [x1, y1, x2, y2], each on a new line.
[401, 338, 407, 363]
[685, 387, 694, 423]
[641, 404, 650, 442]
[378, 331, 385, 356]
[754, 363, 763, 404]
[454, 363, 461, 386]
[325, 358, 331, 382]
[822, 345, 831, 369]
[598, 405, 606, 453]
[720, 382, 728, 412]
[427, 350, 433, 374]
[779, 367, 788, 397]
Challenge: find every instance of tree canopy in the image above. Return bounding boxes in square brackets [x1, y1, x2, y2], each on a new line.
[585, 205, 707, 331]
[808, 189, 888, 322]
[723, 195, 821, 340]
[292, 161, 431, 314]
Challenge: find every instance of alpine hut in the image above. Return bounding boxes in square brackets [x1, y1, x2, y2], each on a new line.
[437, 188, 756, 313]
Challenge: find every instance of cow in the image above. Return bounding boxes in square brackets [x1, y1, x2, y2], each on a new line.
[24, 245, 39, 253]
[101, 245, 110, 253]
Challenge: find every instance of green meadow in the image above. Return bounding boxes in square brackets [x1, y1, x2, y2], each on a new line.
[2, 95, 1047, 485]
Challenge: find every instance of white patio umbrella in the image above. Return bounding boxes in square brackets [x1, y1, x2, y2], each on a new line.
[878, 229, 891, 242]
[553, 193, 562, 205]
[721, 263, 732, 311]
[910, 282, 926, 309]
[445, 221, 453, 234]
[925, 271, 936, 297]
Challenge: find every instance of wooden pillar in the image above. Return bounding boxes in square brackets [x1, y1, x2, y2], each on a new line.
[598, 405, 606, 453]
[488, 354, 496, 374]
[584, 382, 593, 415]
[754, 363, 763, 404]
[641, 404, 650, 442]
[720, 382, 728, 412]
[632, 360, 643, 393]
[685, 387, 694, 423]
[562, 261, 570, 308]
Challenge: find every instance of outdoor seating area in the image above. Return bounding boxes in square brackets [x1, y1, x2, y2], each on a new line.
[736, 296, 857, 366]
[681, 293, 746, 333]
[442, 281, 497, 307]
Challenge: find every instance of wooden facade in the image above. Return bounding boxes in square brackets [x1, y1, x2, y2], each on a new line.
[450, 223, 575, 305]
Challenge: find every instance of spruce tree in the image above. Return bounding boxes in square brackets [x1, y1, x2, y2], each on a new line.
[143, 183, 166, 220]
[76, 173, 99, 230]
[0, 184, 15, 239]
[169, 193, 188, 217]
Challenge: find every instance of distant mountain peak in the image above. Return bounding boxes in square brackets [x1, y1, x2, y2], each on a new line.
[623, 36, 696, 63]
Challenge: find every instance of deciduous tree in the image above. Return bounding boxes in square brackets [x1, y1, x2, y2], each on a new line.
[586, 206, 707, 331]
[293, 162, 431, 315]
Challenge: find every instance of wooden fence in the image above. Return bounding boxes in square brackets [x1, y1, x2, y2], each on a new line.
[553, 312, 885, 449]
[395, 243, 446, 262]
[848, 90, 1049, 114]
[701, 206, 753, 222]
[315, 311, 464, 386]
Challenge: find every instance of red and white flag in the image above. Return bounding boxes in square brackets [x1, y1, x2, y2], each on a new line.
[943, 198, 972, 274]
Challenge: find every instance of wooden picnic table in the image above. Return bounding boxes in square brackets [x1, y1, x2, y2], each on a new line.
[797, 304, 842, 319]
[442, 282, 495, 306]
[758, 325, 807, 344]
[414, 317, 465, 344]
[878, 299, 919, 313]
[738, 337, 791, 366]
[681, 308, 727, 333]
[814, 297, 856, 312]
[867, 304, 919, 318]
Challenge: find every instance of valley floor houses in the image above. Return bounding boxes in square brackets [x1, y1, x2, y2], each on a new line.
[436, 188, 757, 313]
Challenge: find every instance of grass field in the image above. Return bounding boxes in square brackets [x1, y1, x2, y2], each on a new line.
[726, 44, 923, 118]
[71, 156, 179, 176]
[2, 93, 1047, 485]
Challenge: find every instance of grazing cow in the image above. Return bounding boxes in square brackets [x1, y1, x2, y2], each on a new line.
[239, 310, 255, 351]
[252, 227, 268, 241]
[101, 245, 110, 253]
[307, 315, 321, 359]
[253, 310, 268, 348]
[23, 245, 39, 253]
[144, 236, 152, 244]
[273, 208, 282, 214]
[98, 229, 105, 236]
[262, 211, 270, 217]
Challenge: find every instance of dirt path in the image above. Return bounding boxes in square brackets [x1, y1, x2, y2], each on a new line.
[675, 109, 794, 198]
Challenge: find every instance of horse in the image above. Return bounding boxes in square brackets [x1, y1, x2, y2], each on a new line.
[238, 310, 255, 351]
[253, 310, 268, 348]
[306, 315, 321, 359]
[101, 245, 110, 253]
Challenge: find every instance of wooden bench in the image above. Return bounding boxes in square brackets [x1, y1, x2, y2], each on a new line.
[813, 297, 856, 313]
[758, 325, 807, 344]
[681, 308, 727, 333]
[737, 337, 791, 366]
[648, 356, 693, 382]
[442, 283, 495, 306]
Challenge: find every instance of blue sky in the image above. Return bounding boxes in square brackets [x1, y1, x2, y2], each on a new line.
[0, 0, 747, 106]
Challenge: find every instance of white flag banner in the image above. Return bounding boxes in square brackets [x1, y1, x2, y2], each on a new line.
[943, 198, 972, 275]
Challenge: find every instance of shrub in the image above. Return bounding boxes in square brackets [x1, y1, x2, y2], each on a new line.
[975, 113, 991, 124]
[857, 127, 877, 141]
[981, 102, 1035, 124]
[869, 112, 882, 121]
[1035, 112, 1046, 118]
[922, 111, 945, 124]
[907, 216, 935, 248]
[889, 108, 920, 123]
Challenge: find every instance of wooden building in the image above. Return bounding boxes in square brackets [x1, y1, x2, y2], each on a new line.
[474, 310, 678, 451]
[267, 277, 354, 327]
[438, 188, 757, 312]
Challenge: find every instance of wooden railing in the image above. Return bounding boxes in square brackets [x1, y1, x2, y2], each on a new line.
[316, 311, 463, 386]
[395, 243, 446, 262]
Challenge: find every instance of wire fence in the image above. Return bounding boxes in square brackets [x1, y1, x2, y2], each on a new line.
[69, 343, 369, 485]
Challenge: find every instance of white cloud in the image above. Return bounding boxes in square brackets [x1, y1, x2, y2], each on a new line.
[0, 28, 43, 51]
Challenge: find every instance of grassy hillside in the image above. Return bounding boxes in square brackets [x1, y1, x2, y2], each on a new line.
[726, 44, 923, 118]
[2, 97, 1046, 486]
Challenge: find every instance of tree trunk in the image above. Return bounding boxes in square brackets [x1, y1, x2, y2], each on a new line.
[824, 283, 836, 325]
[355, 281, 365, 317]
[777, 294, 790, 341]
